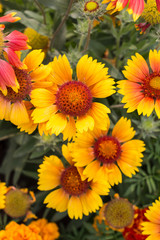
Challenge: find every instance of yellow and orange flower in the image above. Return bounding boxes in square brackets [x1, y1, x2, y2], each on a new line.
[38, 143, 110, 219]
[102, 0, 160, 21]
[0, 49, 51, 126]
[141, 197, 160, 240]
[102, 0, 144, 21]
[118, 50, 160, 118]
[72, 117, 145, 186]
[31, 54, 115, 140]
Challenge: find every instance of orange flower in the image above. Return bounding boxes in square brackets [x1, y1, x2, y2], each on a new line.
[118, 50, 160, 118]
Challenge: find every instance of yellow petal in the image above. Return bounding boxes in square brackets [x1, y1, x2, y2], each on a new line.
[76, 114, 94, 133]
[112, 117, 135, 142]
[46, 113, 67, 135]
[23, 49, 45, 72]
[44, 189, 69, 212]
[68, 196, 83, 219]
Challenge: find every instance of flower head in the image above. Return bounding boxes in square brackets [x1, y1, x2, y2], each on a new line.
[3, 187, 36, 219]
[141, 197, 160, 239]
[72, 117, 145, 186]
[118, 50, 160, 118]
[99, 195, 134, 231]
[0, 50, 51, 126]
[31, 54, 115, 140]
[38, 143, 110, 219]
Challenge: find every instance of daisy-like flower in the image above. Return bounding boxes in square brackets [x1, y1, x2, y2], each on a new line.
[118, 50, 160, 118]
[0, 13, 29, 95]
[102, 0, 160, 21]
[141, 197, 160, 240]
[38, 143, 110, 219]
[72, 117, 145, 186]
[31, 55, 115, 140]
[0, 49, 51, 126]
[0, 182, 7, 209]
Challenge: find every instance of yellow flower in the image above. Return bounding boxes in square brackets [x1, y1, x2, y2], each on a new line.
[31, 54, 115, 140]
[0, 50, 51, 126]
[29, 218, 60, 240]
[141, 197, 160, 239]
[118, 50, 160, 118]
[72, 117, 145, 186]
[38, 143, 110, 219]
[0, 182, 7, 209]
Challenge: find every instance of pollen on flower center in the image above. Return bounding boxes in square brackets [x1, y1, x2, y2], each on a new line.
[104, 198, 134, 229]
[142, 0, 160, 25]
[60, 166, 89, 195]
[84, 1, 100, 12]
[0, 29, 4, 55]
[56, 81, 92, 116]
[94, 136, 121, 164]
[142, 73, 160, 99]
[149, 76, 160, 90]
[2, 67, 32, 102]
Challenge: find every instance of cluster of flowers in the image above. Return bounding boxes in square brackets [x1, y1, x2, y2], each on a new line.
[1, 1, 160, 238]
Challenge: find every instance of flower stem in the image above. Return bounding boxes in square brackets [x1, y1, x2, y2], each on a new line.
[50, 0, 74, 49]
[82, 19, 92, 53]
[34, 0, 46, 25]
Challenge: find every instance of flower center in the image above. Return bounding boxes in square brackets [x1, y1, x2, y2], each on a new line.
[94, 136, 121, 164]
[60, 166, 89, 196]
[56, 81, 92, 116]
[142, 73, 160, 99]
[142, 0, 160, 25]
[149, 76, 160, 89]
[84, 1, 99, 12]
[4, 189, 30, 218]
[2, 67, 32, 102]
[0, 29, 4, 56]
[104, 198, 134, 229]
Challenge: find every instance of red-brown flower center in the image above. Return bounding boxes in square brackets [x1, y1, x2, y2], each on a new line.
[94, 136, 121, 164]
[60, 166, 89, 195]
[142, 73, 160, 99]
[56, 81, 92, 116]
[2, 67, 32, 102]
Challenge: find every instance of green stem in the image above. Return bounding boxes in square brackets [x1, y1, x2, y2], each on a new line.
[34, 0, 46, 25]
[82, 19, 92, 53]
[50, 0, 74, 49]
